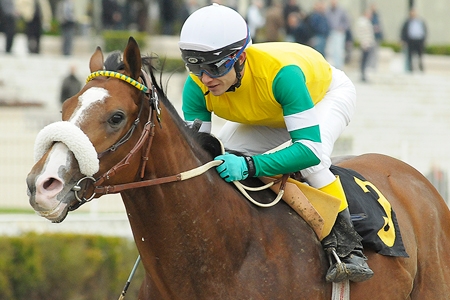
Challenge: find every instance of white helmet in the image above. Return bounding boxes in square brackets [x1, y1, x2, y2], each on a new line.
[179, 3, 252, 65]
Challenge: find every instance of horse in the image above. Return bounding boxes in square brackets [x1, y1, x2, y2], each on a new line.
[26, 37, 450, 299]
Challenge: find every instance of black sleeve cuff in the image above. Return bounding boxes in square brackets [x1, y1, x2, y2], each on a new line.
[244, 156, 256, 177]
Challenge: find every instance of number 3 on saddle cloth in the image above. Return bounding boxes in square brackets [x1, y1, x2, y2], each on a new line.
[330, 166, 408, 257]
[263, 165, 408, 258]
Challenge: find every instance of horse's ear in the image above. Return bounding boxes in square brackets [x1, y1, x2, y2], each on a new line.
[123, 37, 142, 80]
[89, 46, 104, 72]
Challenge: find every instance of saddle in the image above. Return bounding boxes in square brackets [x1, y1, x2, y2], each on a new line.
[263, 166, 408, 257]
[260, 174, 340, 240]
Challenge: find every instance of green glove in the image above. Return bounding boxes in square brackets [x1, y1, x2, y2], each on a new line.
[214, 153, 249, 182]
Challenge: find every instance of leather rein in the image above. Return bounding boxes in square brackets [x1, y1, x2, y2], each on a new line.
[72, 70, 287, 209]
[72, 71, 220, 205]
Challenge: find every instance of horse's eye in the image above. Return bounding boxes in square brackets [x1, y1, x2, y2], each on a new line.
[108, 112, 125, 126]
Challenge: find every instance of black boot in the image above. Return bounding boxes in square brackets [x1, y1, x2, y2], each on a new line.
[321, 208, 374, 283]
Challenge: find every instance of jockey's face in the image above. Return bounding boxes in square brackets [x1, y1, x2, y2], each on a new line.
[200, 52, 246, 96]
[200, 66, 237, 96]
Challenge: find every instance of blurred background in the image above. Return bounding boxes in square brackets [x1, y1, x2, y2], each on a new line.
[0, 0, 449, 298]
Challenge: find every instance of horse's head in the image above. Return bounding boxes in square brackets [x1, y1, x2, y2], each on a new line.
[26, 37, 157, 222]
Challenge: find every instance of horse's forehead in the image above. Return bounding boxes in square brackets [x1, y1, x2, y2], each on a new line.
[70, 87, 109, 124]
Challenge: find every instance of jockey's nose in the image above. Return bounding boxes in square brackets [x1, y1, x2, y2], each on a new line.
[201, 73, 214, 84]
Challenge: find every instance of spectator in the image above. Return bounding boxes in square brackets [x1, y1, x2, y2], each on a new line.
[354, 9, 375, 82]
[60, 65, 82, 104]
[102, 0, 123, 30]
[186, 0, 200, 16]
[368, 3, 383, 70]
[401, 8, 427, 72]
[179, 0, 191, 24]
[326, 0, 350, 69]
[159, 0, 176, 35]
[0, 0, 18, 54]
[308, 0, 330, 56]
[264, 0, 284, 42]
[344, 26, 353, 64]
[246, 0, 265, 43]
[283, 0, 301, 42]
[133, 0, 150, 32]
[56, 0, 77, 56]
[180, 0, 204, 25]
[286, 11, 312, 45]
[16, 0, 52, 54]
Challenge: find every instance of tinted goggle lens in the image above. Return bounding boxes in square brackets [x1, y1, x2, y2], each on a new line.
[186, 58, 234, 78]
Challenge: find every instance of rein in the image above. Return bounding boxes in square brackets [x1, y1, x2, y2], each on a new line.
[73, 70, 287, 208]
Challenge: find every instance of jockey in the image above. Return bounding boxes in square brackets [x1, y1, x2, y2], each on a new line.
[178, 3, 373, 283]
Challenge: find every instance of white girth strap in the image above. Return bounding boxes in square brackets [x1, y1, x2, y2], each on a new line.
[332, 281, 350, 300]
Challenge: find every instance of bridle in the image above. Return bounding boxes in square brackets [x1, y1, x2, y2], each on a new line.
[97, 96, 145, 159]
[72, 69, 163, 205]
[71, 69, 286, 209]
[71, 69, 222, 207]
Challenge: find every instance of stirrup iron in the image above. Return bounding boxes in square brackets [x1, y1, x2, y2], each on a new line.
[325, 248, 349, 283]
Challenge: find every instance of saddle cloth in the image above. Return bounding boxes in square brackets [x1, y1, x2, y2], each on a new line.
[262, 166, 408, 257]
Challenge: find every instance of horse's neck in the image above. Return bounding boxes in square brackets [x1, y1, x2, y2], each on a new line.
[121, 110, 253, 277]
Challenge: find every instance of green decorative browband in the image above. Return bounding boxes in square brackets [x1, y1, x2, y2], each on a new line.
[86, 71, 149, 93]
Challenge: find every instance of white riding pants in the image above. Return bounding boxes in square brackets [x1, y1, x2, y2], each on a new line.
[217, 67, 356, 188]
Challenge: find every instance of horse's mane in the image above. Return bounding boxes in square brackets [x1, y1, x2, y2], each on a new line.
[103, 51, 222, 158]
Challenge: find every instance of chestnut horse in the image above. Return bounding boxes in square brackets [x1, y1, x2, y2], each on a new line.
[26, 37, 450, 299]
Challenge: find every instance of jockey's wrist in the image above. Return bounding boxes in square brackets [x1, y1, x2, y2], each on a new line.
[244, 156, 256, 177]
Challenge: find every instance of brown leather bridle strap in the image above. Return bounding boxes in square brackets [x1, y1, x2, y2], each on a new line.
[92, 84, 157, 190]
[73, 82, 166, 203]
[93, 117, 155, 188]
[89, 82, 222, 196]
[94, 173, 182, 194]
[94, 160, 222, 194]
[79, 74, 288, 203]
[139, 120, 155, 178]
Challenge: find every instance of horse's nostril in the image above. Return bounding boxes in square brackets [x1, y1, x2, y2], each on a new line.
[42, 177, 63, 192]
[43, 178, 55, 190]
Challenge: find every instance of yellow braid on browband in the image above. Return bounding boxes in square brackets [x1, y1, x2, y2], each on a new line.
[86, 71, 149, 93]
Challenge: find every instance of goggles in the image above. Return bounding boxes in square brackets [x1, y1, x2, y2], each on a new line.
[186, 55, 236, 78]
[185, 29, 250, 78]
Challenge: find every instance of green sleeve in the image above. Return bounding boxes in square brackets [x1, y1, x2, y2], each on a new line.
[181, 76, 212, 122]
[252, 65, 321, 177]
